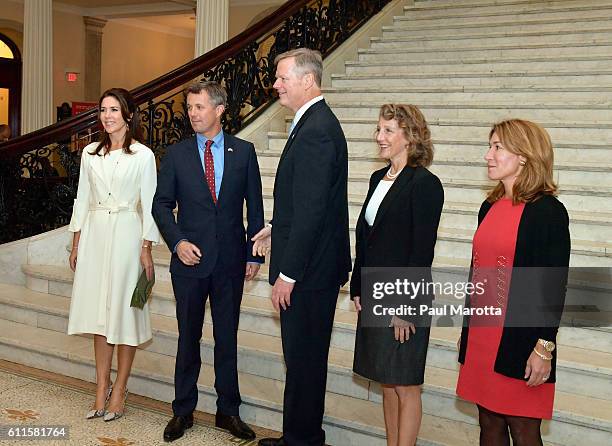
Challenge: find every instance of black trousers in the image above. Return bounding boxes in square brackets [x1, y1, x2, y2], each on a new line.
[280, 286, 339, 446]
[171, 267, 245, 417]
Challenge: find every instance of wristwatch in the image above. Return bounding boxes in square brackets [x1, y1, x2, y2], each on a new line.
[538, 338, 556, 352]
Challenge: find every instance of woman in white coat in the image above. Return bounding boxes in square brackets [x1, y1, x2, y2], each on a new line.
[67, 88, 160, 421]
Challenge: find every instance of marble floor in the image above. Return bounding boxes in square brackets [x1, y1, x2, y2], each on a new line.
[0, 360, 275, 446]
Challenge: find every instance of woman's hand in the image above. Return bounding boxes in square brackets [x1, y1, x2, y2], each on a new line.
[391, 315, 416, 343]
[69, 247, 78, 272]
[353, 296, 362, 312]
[524, 347, 552, 387]
[141, 246, 154, 280]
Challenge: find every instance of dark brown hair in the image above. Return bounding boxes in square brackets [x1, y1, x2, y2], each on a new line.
[184, 81, 227, 107]
[486, 119, 557, 204]
[378, 104, 434, 167]
[90, 88, 142, 156]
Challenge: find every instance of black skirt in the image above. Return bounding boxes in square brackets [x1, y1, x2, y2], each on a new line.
[353, 313, 431, 385]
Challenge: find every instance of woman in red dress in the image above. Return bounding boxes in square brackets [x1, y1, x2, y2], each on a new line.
[456, 119, 570, 445]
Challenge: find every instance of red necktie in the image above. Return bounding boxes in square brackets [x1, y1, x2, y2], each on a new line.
[204, 139, 217, 204]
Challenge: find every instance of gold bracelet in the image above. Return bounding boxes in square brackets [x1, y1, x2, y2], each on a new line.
[142, 244, 152, 249]
[533, 348, 552, 361]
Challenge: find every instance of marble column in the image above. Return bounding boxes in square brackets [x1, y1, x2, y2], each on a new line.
[83, 17, 107, 101]
[194, 0, 229, 58]
[21, 0, 53, 134]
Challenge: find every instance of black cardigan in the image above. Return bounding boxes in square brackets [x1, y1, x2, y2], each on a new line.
[350, 165, 444, 322]
[458, 194, 571, 382]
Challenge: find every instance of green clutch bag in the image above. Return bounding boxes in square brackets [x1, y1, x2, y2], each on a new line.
[130, 269, 155, 309]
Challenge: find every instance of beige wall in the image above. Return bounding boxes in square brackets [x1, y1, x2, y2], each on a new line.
[229, 3, 280, 38]
[0, 0, 281, 125]
[53, 11, 86, 107]
[100, 21, 193, 92]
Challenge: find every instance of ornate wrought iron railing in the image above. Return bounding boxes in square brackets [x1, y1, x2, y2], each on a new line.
[0, 0, 391, 243]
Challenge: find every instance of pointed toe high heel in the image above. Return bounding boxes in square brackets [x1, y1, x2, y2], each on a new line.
[85, 385, 113, 420]
[103, 388, 128, 422]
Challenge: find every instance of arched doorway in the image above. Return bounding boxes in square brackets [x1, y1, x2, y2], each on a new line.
[0, 33, 22, 137]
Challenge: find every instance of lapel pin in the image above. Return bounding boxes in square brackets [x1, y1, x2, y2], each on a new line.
[228, 148, 233, 152]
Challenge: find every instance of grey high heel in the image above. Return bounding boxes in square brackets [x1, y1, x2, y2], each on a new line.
[85, 385, 112, 419]
[103, 388, 128, 422]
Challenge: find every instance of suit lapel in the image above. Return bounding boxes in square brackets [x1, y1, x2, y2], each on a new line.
[278, 99, 326, 164]
[370, 166, 417, 235]
[217, 132, 233, 204]
[188, 136, 215, 207]
[356, 169, 386, 233]
[89, 152, 110, 190]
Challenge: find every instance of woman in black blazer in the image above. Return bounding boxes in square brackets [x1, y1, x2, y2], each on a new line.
[350, 104, 444, 446]
[456, 119, 570, 445]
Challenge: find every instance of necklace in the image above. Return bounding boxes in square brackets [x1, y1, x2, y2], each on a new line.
[386, 166, 403, 180]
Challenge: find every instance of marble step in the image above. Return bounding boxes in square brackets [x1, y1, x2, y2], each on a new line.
[19, 255, 612, 355]
[358, 43, 612, 63]
[279, 117, 612, 149]
[0, 318, 392, 446]
[406, 0, 612, 17]
[260, 143, 612, 213]
[392, 9, 612, 31]
[263, 146, 612, 191]
[326, 102, 611, 123]
[257, 151, 612, 243]
[382, 18, 612, 39]
[1, 283, 611, 406]
[345, 56, 612, 76]
[401, 0, 612, 22]
[332, 70, 612, 89]
[370, 29, 612, 50]
[0, 301, 610, 446]
[322, 86, 612, 106]
[149, 236, 612, 317]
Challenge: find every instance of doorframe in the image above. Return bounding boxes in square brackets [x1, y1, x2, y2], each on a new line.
[0, 32, 22, 137]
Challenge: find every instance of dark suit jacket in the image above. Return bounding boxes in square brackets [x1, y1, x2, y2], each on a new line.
[152, 132, 264, 278]
[350, 166, 444, 320]
[458, 194, 571, 382]
[269, 99, 351, 291]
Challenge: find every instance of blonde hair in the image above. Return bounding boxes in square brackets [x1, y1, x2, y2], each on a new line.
[274, 48, 323, 87]
[378, 104, 434, 167]
[487, 119, 557, 204]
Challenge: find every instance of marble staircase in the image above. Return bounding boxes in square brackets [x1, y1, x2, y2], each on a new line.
[1, 0, 612, 444]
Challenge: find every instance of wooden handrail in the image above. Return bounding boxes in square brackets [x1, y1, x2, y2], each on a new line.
[0, 0, 310, 158]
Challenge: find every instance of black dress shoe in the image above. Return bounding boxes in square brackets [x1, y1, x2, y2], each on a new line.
[163, 414, 194, 442]
[258, 437, 286, 446]
[215, 413, 256, 440]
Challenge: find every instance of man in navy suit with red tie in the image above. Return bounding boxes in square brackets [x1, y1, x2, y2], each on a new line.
[153, 81, 264, 442]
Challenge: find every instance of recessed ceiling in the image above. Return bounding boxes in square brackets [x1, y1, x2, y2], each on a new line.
[55, 0, 174, 6]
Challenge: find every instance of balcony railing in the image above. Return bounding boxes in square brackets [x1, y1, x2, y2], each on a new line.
[0, 0, 391, 243]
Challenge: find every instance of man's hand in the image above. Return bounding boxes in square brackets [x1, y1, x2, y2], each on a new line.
[353, 296, 362, 312]
[252, 226, 271, 257]
[176, 240, 202, 266]
[271, 277, 294, 312]
[245, 263, 261, 281]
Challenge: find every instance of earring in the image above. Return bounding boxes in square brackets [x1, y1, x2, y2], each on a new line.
[520, 161, 526, 166]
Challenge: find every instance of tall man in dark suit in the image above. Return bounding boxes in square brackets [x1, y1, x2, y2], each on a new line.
[153, 81, 264, 442]
[252, 49, 351, 446]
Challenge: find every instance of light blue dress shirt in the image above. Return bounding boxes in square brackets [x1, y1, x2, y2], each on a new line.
[196, 130, 224, 198]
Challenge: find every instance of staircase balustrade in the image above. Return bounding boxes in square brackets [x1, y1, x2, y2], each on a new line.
[0, 0, 391, 243]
